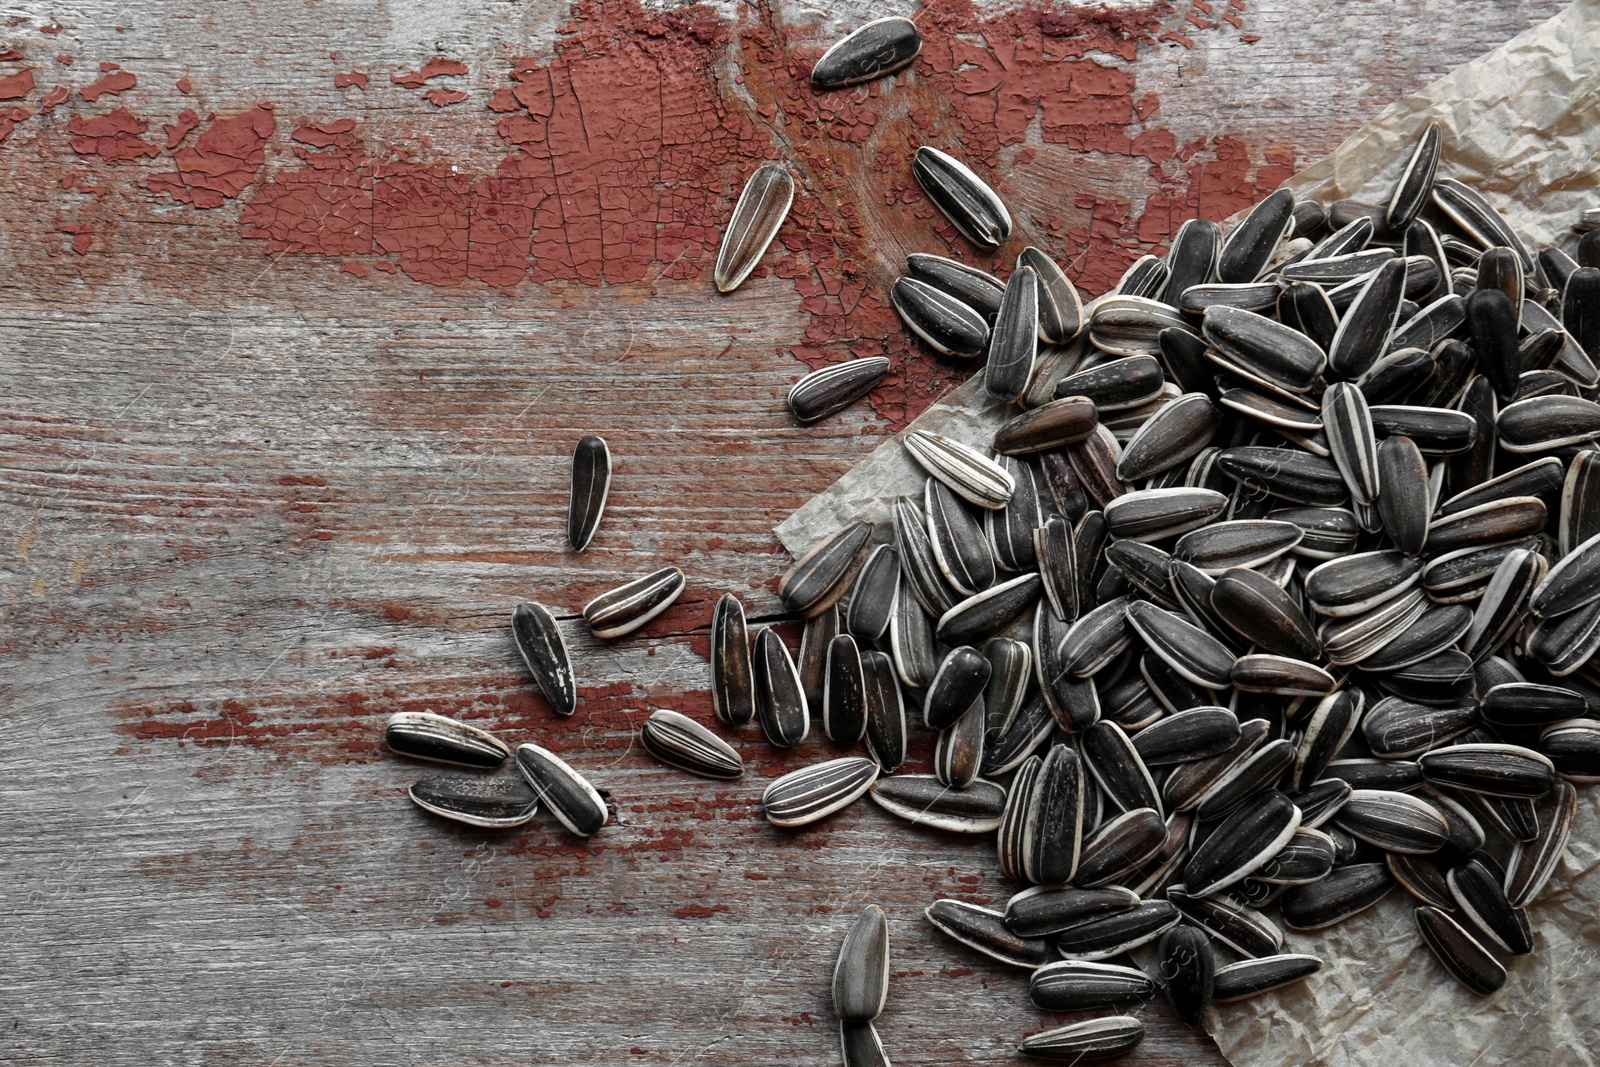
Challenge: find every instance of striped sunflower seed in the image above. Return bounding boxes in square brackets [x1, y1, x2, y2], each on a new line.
[1167, 886, 1284, 957]
[987, 690, 1056, 774]
[986, 265, 1039, 402]
[753, 627, 810, 747]
[1367, 403, 1479, 454]
[810, 16, 921, 87]
[933, 696, 986, 789]
[982, 637, 1032, 737]
[1530, 529, 1600, 618]
[924, 645, 991, 731]
[788, 357, 891, 423]
[1035, 516, 1078, 622]
[1464, 550, 1547, 663]
[798, 606, 840, 715]
[1304, 550, 1420, 616]
[713, 164, 793, 293]
[1254, 827, 1337, 885]
[861, 650, 908, 771]
[514, 742, 609, 836]
[1132, 707, 1241, 766]
[870, 774, 1007, 833]
[763, 757, 879, 827]
[993, 396, 1099, 455]
[895, 496, 959, 616]
[1361, 697, 1479, 759]
[1505, 779, 1575, 907]
[1541, 718, 1600, 781]
[1211, 567, 1319, 660]
[1193, 737, 1296, 822]
[1218, 187, 1295, 283]
[1005, 885, 1140, 938]
[1388, 851, 1454, 909]
[1081, 719, 1163, 816]
[986, 456, 1041, 572]
[926, 480, 995, 596]
[891, 277, 989, 357]
[832, 904, 889, 1022]
[1055, 354, 1165, 411]
[1334, 789, 1449, 853]
[1419, 742, 1555, 798]
[1025, 743, 1086, 885]
[583, 566, 686, 639]
[1028, 960, 1155, 1011]
[1017, 1017, 1144, 1061]
[1327, 258, 1407, 379]
[1117, 393, 1221, 482]
[1387, 122, 1441, 230]
[1054, 900, 1181, 960]
[1291, 689, 1361, 793]
[1326, 757, 1424, 793]
[1279, 279, 1340, 350]
[890, 581, 939, 689]
[780, 521, 872, 617]
[824, 633, 868, 745]
[1415, 904, 1506, 996]
[1173, 518, 1303, 575]
[710, 593, 756, 726]
[1272, 506, 1360, 560]
[1561, 451, 1600, 556]
[1019, 247, 1084, 344]
[567, 434, 611, 552]
[1203, 306, 1327, 393]
[408, 775, 539, 829]
[1432, 178, 1533, 273]
[845, 544, 899, 642]
[1526, 598, 1600, 675]
[925, 898, 1052, 968]
[936, 572, 1041, 646]
[1074, 806, 1165, 888]
[1182, 788, 1301, 896]
[840, 1022, 889, 1067]
[1164, 717, 1270, 813]
[639, 709, 744, 779]
[1160, 924, 1215, 1028]
[1125, 601, 1235, 690]
[1322, 382, 1380, 506]
[912, 146, 1012, 250]
[385, 711, 511, 769]
[905, 254, 1004, 317]
[1217, 447, 1347, 507]
[1497, 394, 1600, 452]
[1290, 777, 1353, 829]
[1447, 856, 1533, 955]
[1439, 457, 1563, 519]
[1280, 862, 1395, 930]
[1162, 218, 1221, 303]
[1211, 954, 1322, 1002]
[906, 430, 1015, 509]
[1104, 487, 1227, 542]
[1231, 654, 1335, 696]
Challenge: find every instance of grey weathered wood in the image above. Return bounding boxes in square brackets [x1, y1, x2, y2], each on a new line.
[0, 1, 1566, 1063]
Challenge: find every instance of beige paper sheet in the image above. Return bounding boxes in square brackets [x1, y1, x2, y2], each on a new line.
[777, 0, 1600, 1062]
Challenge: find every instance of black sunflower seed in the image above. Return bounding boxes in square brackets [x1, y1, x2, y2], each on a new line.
[810, 16, 922, 87]
[511, 602, 578, 718]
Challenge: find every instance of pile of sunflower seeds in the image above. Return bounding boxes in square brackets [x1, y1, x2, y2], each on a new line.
[379, 15, 1600, 1064]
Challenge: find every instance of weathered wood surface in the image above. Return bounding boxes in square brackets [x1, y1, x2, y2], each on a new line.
[0, 1, 1566, 1064]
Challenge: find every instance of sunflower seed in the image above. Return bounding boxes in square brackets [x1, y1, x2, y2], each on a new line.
[408, 775, 539, 829]
[1526, 598, 1600, 675]
[781, 522, 872, 617]
[1168, 886, 1284, 956]
[1210, 567, 1318, 660]
[1271, 506, 1361, 560]
[1334, 789, 1449, 852]
[1211, 954, 1322, 1002]
[1448, 856, 1533, 955]
[1326, 757, 1425, 792]
[1231, 654, 1335, 696]
[934, 696, 986, 789]
[1025, 743, 1086, 885]
[985, 266, 1040, 403]
[1182, 788, 1301, 895]
[1542, 718, 1600, 781]
[1088, 297, 1186, 358]
[1220, 386, 1322, 434]
[1055, 355, 1165, 412]
[1420, 743, 1555, 798]
[906, 431, 1014, 509]
[639, 709, 744, 779]
[1479, 673, 1576, 730]
[708, 594, 756, 726]
[912, 146, 1012, 250]
[1218, 187, 1295, 283]
[583, 566, 686, 639]
[937, 572, 1041, 645]
[925, 898, 1052, 968]
[889, 585, 938, 691]
[978, 637, 1030, 738]
[753, 627, 810, 747]
[1531, 528, 1600, 619]
[714, 164, 793, 292]
[1374, 436, 1430, 555]
[1006, 885, 1140, 938]
[822, 634, 869, 745]
[1431, 178, 1533, 272]
[1204, 305, 1327, 393]
[993, 396, 1099, 455]
[1165, 718, 1271, 812]
[996, 755, 1043, 880]
[1362, 697, 1479, 760]
[860, 651, 908, 772]
[832, 904, 889, 1023]
[1415, 905, 1507, 996]
[839, 1022, 888, 1067]
[1174, 518, 1303, 575]
[1161, 217, 1221, 303]
[1280, 250, 1394, 285]
[985, 457, 1041, 572]
[891, 277, 989, 357]
[1125, 601, 1235, 689]
[906, 253, 1005, 318]
[1368, 404, 1479, 453]
[789, 358, 891, 423]
[1103, 486, 1227, 543]
[811, 16, 921, 87]
[1319, 587, 1428, 666]
[1131, 707, 1241, 767]
[1115, 393, 1220, 483]
[1280, 862, 1395, 930]
[567, 434, 611, 552]
[1082, 720, 1163, 815]
[1034, 516, 1078, 622]
[1255, 827, 1337, 885]
[1218, 447, 1347, 506]
[1387, 850, 1454, 909]
[871, 774, 1006, 833]
[1277, 280, 1340, 352]
[845, 545, 899, 643]
[917, 645, 986, 732]
[1028, 959, 1155, 1011]
[1423, 497, 1546, 556]
[1320, 382, 1381, 506]
[1564, 266, 1600, 362]
[1498, 394, 1600, 452]
[1017, 1016, 1145, 1061]
[1304, 550, 1420, 616]
[1074, 807, 1165, 888]
[1291, 689, 1361, 792]
[1385, 123, 1441, 229]
[1290, 777, 1353, 829]
[1424, 539, 1540, 602]
[926, 481, 994, 597]
[895, 496, 959, 617]
[1462, 788, 1541, 842]
[764, 757, 879, 828]
[1325, 258, 1408, 379]
[1156, 924, 1214, 1028]
[1561, 451, 1600, 557]
[514, 742, 609, 836]
[1054, 899, 1182, 960]
[1504, 778, 1576, 906]
[385, 711, 512, 769]
[1015, 247, 1083, 344]
[798, 606, 841, 714]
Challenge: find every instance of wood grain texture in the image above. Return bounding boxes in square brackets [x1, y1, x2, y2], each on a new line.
[0, 1, 1565, 1064]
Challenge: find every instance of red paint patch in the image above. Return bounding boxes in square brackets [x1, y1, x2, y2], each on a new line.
[423, 88, 468, 107]
[0, 67, 33, 99]
[391, 57, 467, 88]
[340, 261, 370, 277]
[0, 49, 22, 61]
[38, 84, 67, 112]
[80, 69, 136, 102]
[58, 222, 92, 255]
[334, 71, 368, 90]
[163, 107, 199, 149]
[148, 104, 275, 208]
[68, 108, 158, 162]
[176, 75, 192, 93]
[0, 104, 29, 143]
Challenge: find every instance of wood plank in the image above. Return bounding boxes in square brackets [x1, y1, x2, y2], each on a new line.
[0, 1, 1565, 1063]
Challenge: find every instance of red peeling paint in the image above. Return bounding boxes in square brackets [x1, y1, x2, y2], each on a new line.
[100, 61, 120, 72]
[0, 49, 23, 61]
[334, 71, 368, 90]
[68, 108, 158, 162]
[163, 107, 199, 149]
[80, 69, 136, 102]
[423, 88, 468, 106]
[39, 84, 67, 112]
[391, 57, 467, 89]
[0, 67, 33, 99]
[56, 54, 73, 65]
[58, 222, 92, 254]
[340, 261, 370, 277]
[0, 104, 29, 142]
[148, 104, 275, 208]
[176, 76, 192, 93]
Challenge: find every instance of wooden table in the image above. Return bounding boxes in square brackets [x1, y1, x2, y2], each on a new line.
[0, 1, 1564, 1063]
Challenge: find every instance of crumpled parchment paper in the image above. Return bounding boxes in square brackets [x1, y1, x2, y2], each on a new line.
[776, 0, 1600, 1063]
